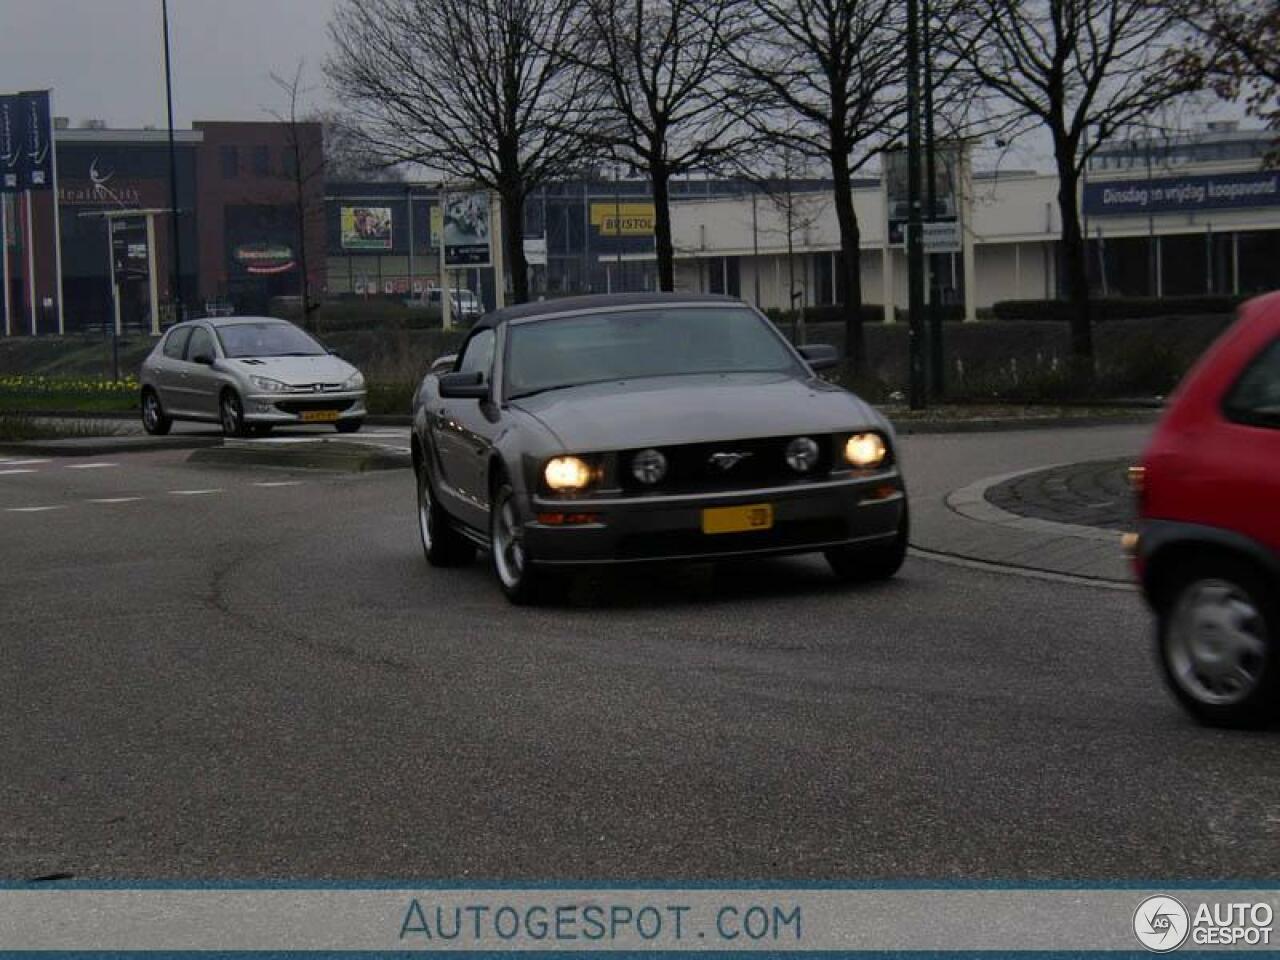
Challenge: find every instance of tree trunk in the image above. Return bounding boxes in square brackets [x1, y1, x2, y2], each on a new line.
[830, 146, 865, 376]
[501, 186, 529, 304]
[1054, 151, 1094, 383]
[651, 161, 675, 292]
[296, 191, 312, 329]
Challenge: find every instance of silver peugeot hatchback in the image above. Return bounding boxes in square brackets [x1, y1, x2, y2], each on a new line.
[139, 316, 367, 436]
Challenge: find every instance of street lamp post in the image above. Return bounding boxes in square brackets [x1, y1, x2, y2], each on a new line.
[923, 0, 943, 400]
[906, 0, 927, 410]
[162, 0, 183, 323]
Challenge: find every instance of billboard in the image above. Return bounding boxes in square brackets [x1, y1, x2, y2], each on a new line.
[590, 201, 655, 236]
[20, 90, 53, 190]
[110, 217, 149, 284]
[1083, 171, 1280, 216]
[884, 145, 960, 246]
[0, 95, 22, 192]
[340, 205, 393, 250]
[442, 190, 491, 267]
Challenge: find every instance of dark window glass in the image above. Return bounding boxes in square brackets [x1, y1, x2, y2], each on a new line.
[186, 326, 215, 361]
[458, 329, 496, 378]
[1224, 339, 1280, 431]
[162, 327, 191, 359]
[253, 146, 270, 176]
[220, 146, 239, 179]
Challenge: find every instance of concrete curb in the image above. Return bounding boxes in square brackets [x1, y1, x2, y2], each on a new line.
[0, 435, 222, 457]
[891, 412, 1159, 435]
[944, 465, 1123, 544]
[188, 441, 410, 472]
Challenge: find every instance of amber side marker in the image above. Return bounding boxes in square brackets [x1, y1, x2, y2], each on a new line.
[1127, 465, 1146, 493]
[1121, 532, 1140, 556]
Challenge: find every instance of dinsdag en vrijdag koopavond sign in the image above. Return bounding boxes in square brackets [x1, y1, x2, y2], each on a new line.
[1084, 170, 1280, 216]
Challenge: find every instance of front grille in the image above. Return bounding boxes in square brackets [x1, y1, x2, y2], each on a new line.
[616, 517, 847, 560]
[274, 398, 357, 414]
[619, 435, 834, 494]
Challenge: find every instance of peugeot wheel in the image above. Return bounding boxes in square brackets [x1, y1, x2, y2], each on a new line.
[219, 389, 248, 438]
[141, 388, 171, 436]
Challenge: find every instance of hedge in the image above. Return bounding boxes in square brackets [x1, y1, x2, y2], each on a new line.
[991, 295, 1244, 323]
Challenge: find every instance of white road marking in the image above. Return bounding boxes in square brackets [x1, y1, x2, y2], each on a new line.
[66, 462, 119, 470]
[0, 469, 38, 476]
[168, 488, 224, 496]
[0, 458, 51, 466]
[252, 480, 303, 488]
[88, 497, 143, 504]
[5, 505, 64, 513]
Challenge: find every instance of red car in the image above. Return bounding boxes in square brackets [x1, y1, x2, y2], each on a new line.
[1132, 291, 1280, 727]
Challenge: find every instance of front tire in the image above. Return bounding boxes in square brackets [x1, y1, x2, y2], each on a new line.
[490, 480, 561, 605]
[140, 388, 171, 436]
[417, 465, 475, 567]
[219, 389, 248, 438]
[335, 419, 363, 434]
[826, 503, 908, 583]
[1157, 558, 1278, 728]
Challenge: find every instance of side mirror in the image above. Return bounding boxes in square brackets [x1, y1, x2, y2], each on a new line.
[430, 353, 458, 376]
[438, 370, 489, 400]
[797, 343, 839, 372]
[192, 353, 214, 366]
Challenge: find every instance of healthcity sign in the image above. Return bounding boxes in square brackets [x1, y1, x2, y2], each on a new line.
[1084, 170, 1280, 216]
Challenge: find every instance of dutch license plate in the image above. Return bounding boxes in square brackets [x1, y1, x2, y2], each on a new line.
[300, 410, 340, 423]
[701, 503, 774, 535]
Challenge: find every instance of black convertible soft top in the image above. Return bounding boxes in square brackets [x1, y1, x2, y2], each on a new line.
[476, 292, 742, 331]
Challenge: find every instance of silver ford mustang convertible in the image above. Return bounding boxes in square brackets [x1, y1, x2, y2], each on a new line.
[411, 293, 908, 604]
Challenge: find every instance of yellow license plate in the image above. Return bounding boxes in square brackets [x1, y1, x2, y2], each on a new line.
[702, 503, 774, 535]
[300, 410, 340, 423]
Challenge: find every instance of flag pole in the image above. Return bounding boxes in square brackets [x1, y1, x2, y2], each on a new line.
[49, 90, 65, 334]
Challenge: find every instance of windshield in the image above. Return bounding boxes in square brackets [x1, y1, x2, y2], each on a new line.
[505, 306, 798, 398]
[216, 322, 328, 358]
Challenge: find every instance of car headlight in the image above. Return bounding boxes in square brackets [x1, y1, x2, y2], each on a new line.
[631, 448, 668, 485]
[343, 371, 366, 390]
[785, 436, 820, 473]
[250, 375, 288, 393]
[544, 456, 594, 492]
[844, 432, 888, 469]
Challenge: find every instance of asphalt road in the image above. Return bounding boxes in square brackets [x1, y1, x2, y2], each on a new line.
[1, 432, 1277, 882]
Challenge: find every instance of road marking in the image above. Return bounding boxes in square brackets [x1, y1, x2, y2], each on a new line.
[252, 480, 303, 488]
[168, 488, 224, 496]
[0, 469, 38, 476]
[0, 458, 51, 466]
[66, 462, 119, 470]
[88, 497, 143, 504]
[5, 506, 64, 513]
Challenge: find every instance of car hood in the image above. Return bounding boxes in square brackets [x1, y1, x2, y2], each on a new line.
[226, 355, 358, 385]
[509, 372, 884, 451]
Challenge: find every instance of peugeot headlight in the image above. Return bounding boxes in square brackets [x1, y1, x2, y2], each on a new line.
[250, 375, 288, 393]
[631, 448, 668, 485]
[785, 436, 821, 473]
[544, 456, 594, 492]
[844, 432, 888, 469]
[343, 371, 366, 391]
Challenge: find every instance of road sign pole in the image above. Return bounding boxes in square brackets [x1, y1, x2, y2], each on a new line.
[146, 213, 160, 336]
[1, 197, 10, 337]
[439, 185, 452, 331]
[49, 92, 65, 335]
[24, 190, 36, 335]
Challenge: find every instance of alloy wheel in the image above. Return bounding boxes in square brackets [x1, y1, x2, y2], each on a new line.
[1166, 578, 1268, 706]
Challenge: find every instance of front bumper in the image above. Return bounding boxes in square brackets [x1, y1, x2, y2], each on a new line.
[242, 390, 367, 424]
[523, 472, 905, 566]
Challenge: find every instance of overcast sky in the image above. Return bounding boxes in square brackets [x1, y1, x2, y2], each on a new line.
[0, 0, 338, 129]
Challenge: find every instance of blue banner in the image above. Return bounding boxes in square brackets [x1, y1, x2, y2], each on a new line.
[1084, 170, 1280, 216]
[0, 94, 20, 193]
[19, 89, 53, 190]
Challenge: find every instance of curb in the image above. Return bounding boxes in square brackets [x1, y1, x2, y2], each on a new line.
[890, 412, 1159, 435]
[944, 465, 1122, 543]
[188, 442, 410, 472]
[0, 435, 222, 457]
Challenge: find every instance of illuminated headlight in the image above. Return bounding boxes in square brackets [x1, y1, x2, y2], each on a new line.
[785, 436, 820, 473]
[844, 433, 888, 469]
[631, 448, 668, 485]
[544, 456, 594, 492]
[343, 371, 366, 391]
[250, 375, 288, 393]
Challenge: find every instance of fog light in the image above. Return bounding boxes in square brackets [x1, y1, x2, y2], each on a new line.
[631, 448, 668, 484]
[785, 436, 820, 473]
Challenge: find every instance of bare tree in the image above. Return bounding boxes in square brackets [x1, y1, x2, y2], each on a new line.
[730, 0, 905, 373]
[943, 0, 1201, 378]
[316, 112, 405, 182]
[325, 0, 599, 303]
[1168, 0, 1279, 152]
[576, 0, 755, 291]
[268, 64, 327, 328]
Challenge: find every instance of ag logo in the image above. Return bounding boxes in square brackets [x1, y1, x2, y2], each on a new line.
[1134, 895, 1190, 952]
